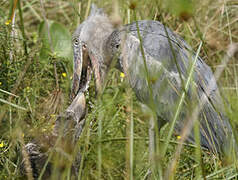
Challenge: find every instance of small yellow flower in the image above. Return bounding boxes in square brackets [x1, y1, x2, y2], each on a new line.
[5, 20, 11, 26]
[50, 114, 56, 118]
[51, 124, 55, 130]
[177, 135, 181, 140]
[0, 141, 4, 148]
[0, 82, 2, 85]
[70, 76, 73, 80]
[120, 72, 125, 78]
[52, 52, 57, 58]
[32, 32, 38, 44]
[22, 133, 25, 138]
[26, 86, 31, 93]
[62, 73, 67, 78]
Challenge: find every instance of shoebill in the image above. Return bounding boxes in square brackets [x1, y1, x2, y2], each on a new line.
[71, 5, 234, 156]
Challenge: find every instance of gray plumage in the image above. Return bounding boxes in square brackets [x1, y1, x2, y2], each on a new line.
[72, 5, 234, 155]
[106, 21, 232, 154]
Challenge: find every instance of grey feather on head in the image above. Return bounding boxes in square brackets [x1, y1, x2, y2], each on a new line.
[74, 3, 114, 53]
[89, 4, 105, 17]
[72, 4, 115, 95]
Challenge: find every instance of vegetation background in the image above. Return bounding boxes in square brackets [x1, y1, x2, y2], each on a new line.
[0, 0, 237, 179]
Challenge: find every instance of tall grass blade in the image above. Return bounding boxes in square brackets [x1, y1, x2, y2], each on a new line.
[162, 42, 203, 157]
[0, 98, 26, 111]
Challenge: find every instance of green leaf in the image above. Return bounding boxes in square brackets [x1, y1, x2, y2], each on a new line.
[39, 20, 72, 59]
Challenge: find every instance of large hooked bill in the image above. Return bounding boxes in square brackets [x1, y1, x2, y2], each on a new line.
[71, 41, 103, 101]
[69, 41, 103, 123]
[71, 44, 93, 100]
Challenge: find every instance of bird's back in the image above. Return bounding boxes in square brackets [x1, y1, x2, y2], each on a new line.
[115, 20, 233, 154]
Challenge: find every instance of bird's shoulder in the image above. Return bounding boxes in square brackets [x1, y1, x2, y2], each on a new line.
[120, 20, 223, 107]
[122, 20, 191, 51]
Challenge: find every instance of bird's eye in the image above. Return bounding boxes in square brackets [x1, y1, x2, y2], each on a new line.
[115, 44, 120, 49]
[74, 39, 79, 46]
[82, 44, 87, 50]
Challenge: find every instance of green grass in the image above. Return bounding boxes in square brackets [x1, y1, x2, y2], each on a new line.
[0, 0, 238, 179]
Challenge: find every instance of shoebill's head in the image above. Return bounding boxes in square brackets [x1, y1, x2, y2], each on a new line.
[71, 4, 115, 99]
